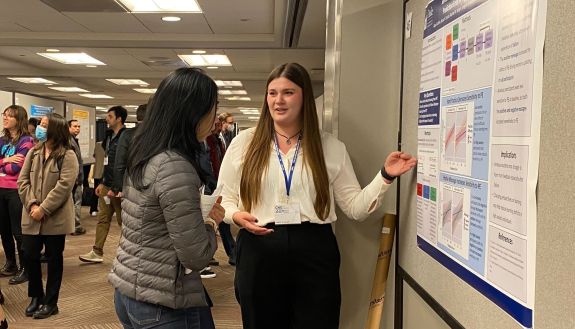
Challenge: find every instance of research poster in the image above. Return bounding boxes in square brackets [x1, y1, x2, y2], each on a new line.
[72, 109, 91, 158]
[416, 0, 546, 327]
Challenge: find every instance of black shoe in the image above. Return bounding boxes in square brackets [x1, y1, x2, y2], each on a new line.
[25, 297, 42, 317]
[0, 262, 17, 277]
[33, 304, 58, 319]
[208, 258, 219, 266]
[8, 268, 28, 285]
[71, 227, 86, 236]
[40, 253, 49, 263]
[0, 319, 6, 329]
[0, 290, 4, 305]
[228, 258, 236, 266]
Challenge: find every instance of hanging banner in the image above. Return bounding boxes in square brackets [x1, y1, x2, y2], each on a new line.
[30, 104, 53, 117]
[72, 109, 91, 159]
[416, 0, 546, 327]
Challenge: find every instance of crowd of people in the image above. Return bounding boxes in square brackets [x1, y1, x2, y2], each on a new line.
[0, 63, 416, 329]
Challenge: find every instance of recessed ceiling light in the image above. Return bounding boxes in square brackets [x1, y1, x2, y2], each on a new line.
[214, 80, 242, 87]
[106, 79, 149, 86]
[133, 88, 157, 94]
[37, 52, 106, 65]
[7, 77, 57, 84]
[226, 96, 251, 101]
[178, 54, 232, 67]
[162, 16, 181, 22]
[86, 65, 97, 68]
[46, 49, 60, 52]
[49, 87, 90, 92]
[206, 66, 218, 69]
[117, 0, 202, 13]
[192, 50, 206, 54]
[79, 94, 113, 99]
[248, 116, 260, 120]
[218, 90, 247, 95]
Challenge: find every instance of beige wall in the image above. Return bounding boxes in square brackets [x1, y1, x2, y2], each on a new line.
[331, 0, 403, 328]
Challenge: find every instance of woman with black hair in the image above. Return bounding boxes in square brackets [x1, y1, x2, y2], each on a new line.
[109, 67, 224, 329]
[18, 113, 79, 319]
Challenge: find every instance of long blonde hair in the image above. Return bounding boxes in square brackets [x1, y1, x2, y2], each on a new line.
[240, 63, 330, 219]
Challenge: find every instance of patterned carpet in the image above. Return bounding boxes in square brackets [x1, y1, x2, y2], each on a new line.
[0, 208, 242, 328]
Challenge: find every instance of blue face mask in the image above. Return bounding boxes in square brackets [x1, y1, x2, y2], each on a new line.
[35, 126, 47, 142]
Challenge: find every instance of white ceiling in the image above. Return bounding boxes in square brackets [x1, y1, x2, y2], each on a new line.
[0, 0, 327, 125]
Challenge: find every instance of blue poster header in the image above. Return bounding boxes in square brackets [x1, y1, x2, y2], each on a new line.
[419, 88, 440, 125]
[30, 104, 54, 117]
[424, 0, 488, 38]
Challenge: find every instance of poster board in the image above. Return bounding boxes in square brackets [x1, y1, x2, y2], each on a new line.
[0, 91, 12, 131]
[397, 0, 575, 328]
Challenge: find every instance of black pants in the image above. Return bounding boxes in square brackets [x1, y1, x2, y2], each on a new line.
[0, 188, 24, 267]
[218, 222, 236, 262]
[89, 178, 101, 213]
[22, 235, 66, 306]
[235, 222, 341, 329]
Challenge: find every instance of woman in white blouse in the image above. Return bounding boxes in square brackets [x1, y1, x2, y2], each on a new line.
[218, 63, 416, 329]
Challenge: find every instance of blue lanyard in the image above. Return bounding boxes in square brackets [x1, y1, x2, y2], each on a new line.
[274, 134, 302, 197]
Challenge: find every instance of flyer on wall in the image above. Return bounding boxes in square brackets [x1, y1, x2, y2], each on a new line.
[72, 109, 91, 159]
[415, 0, 546, 327]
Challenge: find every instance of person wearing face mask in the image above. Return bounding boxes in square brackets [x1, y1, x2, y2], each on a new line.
[0, 106, 34, 287]
[35, 117, 48, 143]
[218, 112, 236, 147]
[108, 68, 224, 329]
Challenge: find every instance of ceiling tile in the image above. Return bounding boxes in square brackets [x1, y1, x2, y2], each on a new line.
[135, 13, 212, 34]
[65, 13, 150, 33]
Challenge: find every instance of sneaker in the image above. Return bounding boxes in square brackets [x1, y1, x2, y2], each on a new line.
[79, 250, 103, 263]
[8, 268, 28, 285]
[91, 211, 97, 217]
[228, 258, 236, 266]
[200, 268, 216, 279]
[71, 227, 87, 236]
[208, 258, 219, 266]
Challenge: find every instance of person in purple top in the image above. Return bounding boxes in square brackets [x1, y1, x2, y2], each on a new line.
[0, 105, 34, 285]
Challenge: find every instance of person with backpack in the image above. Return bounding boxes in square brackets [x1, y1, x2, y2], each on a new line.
[18, 113, 79, 319]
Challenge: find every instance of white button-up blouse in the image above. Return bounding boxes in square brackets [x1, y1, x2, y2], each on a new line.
[218, 128, 390, 226]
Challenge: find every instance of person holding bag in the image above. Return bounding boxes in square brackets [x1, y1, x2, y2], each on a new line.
[18, 113, 79, 319]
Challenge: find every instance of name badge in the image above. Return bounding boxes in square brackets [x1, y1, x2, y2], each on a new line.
[274, 203, 301, 225]
[104, 156, 109, 166]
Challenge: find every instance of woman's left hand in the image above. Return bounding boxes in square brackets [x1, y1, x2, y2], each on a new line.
[384, 151, 417, 179]
[208, 196, 225, 225]
[30, 206, 45, 221]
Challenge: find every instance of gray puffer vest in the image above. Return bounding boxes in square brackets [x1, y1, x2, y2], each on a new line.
[108, 151, 217, 309]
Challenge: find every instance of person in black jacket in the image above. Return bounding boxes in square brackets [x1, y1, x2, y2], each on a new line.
[79, 106, 127, 263]
[111, 104, 146, 197]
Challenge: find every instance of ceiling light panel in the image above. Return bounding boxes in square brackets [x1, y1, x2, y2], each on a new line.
[79, 94, 114, 99]
[226, 96, 251, 101]
[133, 88, 157, 94]
[49, 87, 89, 92]
[37, 52, 106, 65]
[117, 0, 202, 13]
[178, 54, 232, 67]
[7, 77, 57, 84]
[218, 90, 248, 95]
[215, 80, 243, 87]
[107, 79, 149, 85]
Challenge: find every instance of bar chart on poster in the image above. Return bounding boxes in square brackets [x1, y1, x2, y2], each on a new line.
[415, 0, 546, 327]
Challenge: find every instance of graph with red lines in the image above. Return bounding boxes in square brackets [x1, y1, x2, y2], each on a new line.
[444, 109, 468, 163]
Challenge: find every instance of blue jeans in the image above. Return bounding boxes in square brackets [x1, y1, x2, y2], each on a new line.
[114, 289, 215, 329]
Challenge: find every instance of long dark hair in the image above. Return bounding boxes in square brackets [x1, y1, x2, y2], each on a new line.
[240, 63, 330, 219]
[35, 113, 72, 160]
[2, 105, 30, 144]
[128, 67, 218, 189]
